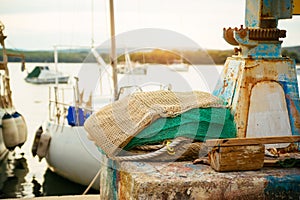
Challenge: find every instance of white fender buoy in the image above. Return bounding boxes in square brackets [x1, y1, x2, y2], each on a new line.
[12, 112, 28, 147]
[2, 112, 19, 150]
[36, 132, 51, 161]
[32, 126, 43, 157]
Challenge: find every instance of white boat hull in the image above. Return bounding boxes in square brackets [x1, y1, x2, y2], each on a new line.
[25, 66, 70, 84]
[44, 121, 102, 190]
[25, 76, 69, 84]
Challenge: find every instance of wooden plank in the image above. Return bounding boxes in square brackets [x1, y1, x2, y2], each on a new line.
[205, 135, 300, 147]
[209, 144, 265, 172]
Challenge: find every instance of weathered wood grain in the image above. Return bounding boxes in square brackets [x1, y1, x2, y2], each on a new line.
[209, 144, 265, 172]
[205, 136, 300, 147]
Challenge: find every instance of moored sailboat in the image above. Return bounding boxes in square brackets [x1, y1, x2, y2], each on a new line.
[30, 0, 177, 189]
[30, 0, 137, 190]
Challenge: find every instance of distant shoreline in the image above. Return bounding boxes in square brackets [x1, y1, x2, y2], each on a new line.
[3, 46, 300, 65]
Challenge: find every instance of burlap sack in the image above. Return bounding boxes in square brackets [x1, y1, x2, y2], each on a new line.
[84, 90, 223, 158]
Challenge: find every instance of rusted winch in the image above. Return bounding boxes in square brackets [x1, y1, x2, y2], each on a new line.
[223, 26, 287, 46]
[213, 0, 300, 144]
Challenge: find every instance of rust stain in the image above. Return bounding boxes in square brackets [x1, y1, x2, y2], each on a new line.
[286, 95, 300, 129]
[223, 27, 239, 46]
[239, 29, 247, 38]
[221, 80, 228, 94]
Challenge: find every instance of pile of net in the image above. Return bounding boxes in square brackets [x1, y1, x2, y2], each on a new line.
[84, 90, 236, 159]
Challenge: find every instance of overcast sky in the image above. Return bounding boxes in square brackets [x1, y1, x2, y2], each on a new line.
[1, 0, 300, 50]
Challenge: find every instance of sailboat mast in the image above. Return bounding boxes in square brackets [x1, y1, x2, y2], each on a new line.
[109, 0, 118, 101]
[91, 0, 94, 48]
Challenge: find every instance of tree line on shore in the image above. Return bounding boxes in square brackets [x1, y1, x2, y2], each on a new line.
[3, 46, 300, 65]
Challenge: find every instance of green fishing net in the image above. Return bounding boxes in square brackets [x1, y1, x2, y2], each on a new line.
[124, 107, 236, 150]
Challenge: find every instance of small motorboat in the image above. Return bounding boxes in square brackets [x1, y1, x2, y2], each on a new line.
[25, 66, 69, 84]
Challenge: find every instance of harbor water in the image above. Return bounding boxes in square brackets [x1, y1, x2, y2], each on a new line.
[0, 62, 299, 198]
[0, 63, 100, 198]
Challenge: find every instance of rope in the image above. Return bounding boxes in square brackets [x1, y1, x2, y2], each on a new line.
[113, 137, 192, 161]
[134, 144, 164, 151]
[82, 167, 101, 195]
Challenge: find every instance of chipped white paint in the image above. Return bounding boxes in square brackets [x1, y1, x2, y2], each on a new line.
[246, 81, 292, 148]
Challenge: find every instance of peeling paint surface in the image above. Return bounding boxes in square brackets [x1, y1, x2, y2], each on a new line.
[213, 57, 300, 138]
[246, 81, 292, 145]
[102, 161, 300, 200]
[245, 0, 293, 28]
[239, 43, 282, 58]
[212, 59, 241, 106]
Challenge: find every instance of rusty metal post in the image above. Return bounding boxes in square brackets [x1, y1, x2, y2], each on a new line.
[213, 0, 300, 143]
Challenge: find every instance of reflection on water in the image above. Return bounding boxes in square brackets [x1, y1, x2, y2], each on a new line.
[0, 151, 98, 198]
[0, 152, 30, 198]
[42, 169, 98, 196]
[0, 63, 99, 198]
[32, 177, 42, 197]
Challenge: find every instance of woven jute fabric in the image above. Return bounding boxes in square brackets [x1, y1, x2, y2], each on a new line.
[84, 90, 223, 158]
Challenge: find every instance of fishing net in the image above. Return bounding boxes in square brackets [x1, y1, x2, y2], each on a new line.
[84, 90, 234, 158]
[124, 107, 236, 150]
